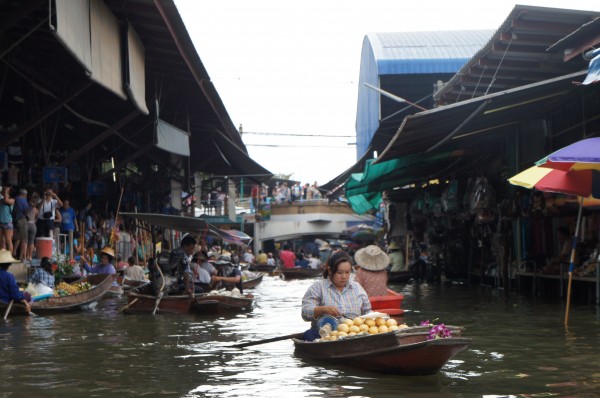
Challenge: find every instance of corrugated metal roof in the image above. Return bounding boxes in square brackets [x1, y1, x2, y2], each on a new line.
[367, 30, 495, 74]
[433, 5, 600, 105]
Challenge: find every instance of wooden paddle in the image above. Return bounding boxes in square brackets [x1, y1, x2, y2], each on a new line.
[232, 332, 304, 348]
[3, 300, 13, 320]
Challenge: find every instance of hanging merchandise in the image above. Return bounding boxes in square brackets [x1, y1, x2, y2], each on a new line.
[462, 177, 476, 210]
[441, 180, 460, 213]
[529, 191, 546, 218]
[470, 177, 497, 224]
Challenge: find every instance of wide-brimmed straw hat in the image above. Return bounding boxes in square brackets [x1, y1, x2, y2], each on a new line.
[100, 247, 116, 259]
[319, 243, 331, 251]
[0, 249, 18, 264]
[354, 245, 389, 271]
[388, 241, 400, 250]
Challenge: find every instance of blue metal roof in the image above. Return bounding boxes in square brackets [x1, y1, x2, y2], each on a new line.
[367, 30, 494, 74]
[355, 30, 494, 160]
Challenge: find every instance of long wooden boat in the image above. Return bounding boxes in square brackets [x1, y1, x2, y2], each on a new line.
[254, 264, 279, 276]
[1, 274, 113, 316]
[293, 329, 471, 375]
[242, 272, 264, 289]
[387, 270, 413, 284]
[122, 282, 194, 315]
[122, 283, 254, 315]
[194, 293, 254, 314]
[280, 267, 322, 280]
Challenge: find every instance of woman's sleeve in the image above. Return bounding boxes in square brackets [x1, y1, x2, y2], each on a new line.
[357, 284, 372, 315]
[301, 283, 321, 322]
[8, 274, 25, 301]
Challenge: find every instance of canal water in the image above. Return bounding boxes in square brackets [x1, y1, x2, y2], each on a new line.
[2, 276, 600, 398]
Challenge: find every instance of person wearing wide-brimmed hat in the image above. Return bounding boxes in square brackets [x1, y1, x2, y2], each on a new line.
[353, 245, 389, 297]
[388, 241, 406, 273]
[81, 246, 117, 276]
[0, 249, 31, 313]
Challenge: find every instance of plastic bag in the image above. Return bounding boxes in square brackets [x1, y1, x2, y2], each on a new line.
[441, 180, 459, 213]
[25, 283, 38, 297]
[35, 284, 54, 296]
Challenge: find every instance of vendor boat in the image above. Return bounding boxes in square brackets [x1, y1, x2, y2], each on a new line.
[122, 283, 254, 315]
[254, 264, 279, 276]
[122, 282, 194, 315]
[293, 328, 470, 375]
[280, 267, 322, 280]
[194, 293, 254, 314]
[1, 274, 113, 316]
[241, 271, 264, 289]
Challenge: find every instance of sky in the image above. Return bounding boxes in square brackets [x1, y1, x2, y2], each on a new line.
[175, 0, 598, 185]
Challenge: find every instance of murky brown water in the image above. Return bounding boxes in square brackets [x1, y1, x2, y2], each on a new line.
[2, 276, 600, 397]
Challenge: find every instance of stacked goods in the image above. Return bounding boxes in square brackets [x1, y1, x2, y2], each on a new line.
[317, 317, 409, 342]
[54, 281, 94, 297]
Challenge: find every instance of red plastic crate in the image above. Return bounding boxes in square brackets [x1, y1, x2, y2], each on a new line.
[369, 293, 404, 311]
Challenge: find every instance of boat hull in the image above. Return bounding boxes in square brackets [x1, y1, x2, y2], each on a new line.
[280, 268, 322, 280]
[1, 274, 113, 315]
[122, 283, 194, 314]
[242, 273, 263, 289]
[293, 331, 471, 375]
[194, 294, 254, 314]
[122, 283, 254, 315]
[254, 265, 279, 276]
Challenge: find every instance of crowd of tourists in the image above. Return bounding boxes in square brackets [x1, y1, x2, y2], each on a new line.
[0, 184, 148, 267]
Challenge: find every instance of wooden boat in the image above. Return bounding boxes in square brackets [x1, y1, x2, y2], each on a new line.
[241, 272, 264, 289]
[194, 293, 254, 314]
[280, 267, 322, 280]
[387, 270, 413, 284]
[122, 282, 194, 315]
[254, 264, 279, 276]
[1, 274, 113, 316]
[122, 283, 254, 315]
[293, 329, 471, 375]
[369, 289, 404, 318]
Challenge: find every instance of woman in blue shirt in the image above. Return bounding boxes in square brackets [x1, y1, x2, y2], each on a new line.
[0, 249, 31, 313]
[81, 246, 117, 275]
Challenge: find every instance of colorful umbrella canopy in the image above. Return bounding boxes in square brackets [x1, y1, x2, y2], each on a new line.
[508, 166, 600, 198]
[536, 137, 600, 171]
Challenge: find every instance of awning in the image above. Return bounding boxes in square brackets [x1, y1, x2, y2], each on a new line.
[121, 212, 252, 247]
[377, 70, 588, 163]
[345, 150, 473, 214]
[121, 212, 219, 235]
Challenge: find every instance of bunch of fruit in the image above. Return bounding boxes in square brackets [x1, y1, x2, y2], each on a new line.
[317, 316, 409, 342]
[53, 281, 94, 297]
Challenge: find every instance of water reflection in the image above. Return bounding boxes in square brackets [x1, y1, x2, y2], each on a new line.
[2, 275, 600, 397]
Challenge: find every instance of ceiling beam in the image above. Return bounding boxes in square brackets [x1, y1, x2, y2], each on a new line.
[511, 19, 582, 34]
[59, 110, 139, 166]
[0, 79, 92, 148]
[0, 0, 45, 35]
